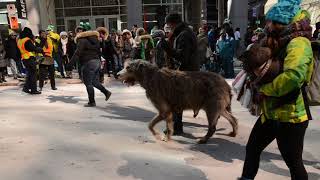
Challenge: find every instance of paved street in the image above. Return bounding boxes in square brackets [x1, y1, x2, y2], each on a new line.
[0, 79, 319, 180]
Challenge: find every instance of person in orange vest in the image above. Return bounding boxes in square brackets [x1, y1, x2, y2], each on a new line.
[17, 27, 43, 94]
[36, 30, 57, 91]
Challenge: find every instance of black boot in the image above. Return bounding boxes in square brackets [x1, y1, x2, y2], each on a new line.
[105, 91, 112, 101]
[30, 91, 41, 95]
[84, 102, 96, 107]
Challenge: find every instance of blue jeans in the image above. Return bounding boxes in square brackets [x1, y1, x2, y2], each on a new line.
[82, 59, 110, 103]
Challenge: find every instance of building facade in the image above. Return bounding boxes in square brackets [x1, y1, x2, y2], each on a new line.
[54, 0, 184, 32]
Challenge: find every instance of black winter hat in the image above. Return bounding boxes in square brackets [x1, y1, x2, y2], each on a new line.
[165, 13, 182, 24]
[20, 27, 34, 39]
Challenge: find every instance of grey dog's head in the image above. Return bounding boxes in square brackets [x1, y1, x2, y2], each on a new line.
[118, 60, 158, 86]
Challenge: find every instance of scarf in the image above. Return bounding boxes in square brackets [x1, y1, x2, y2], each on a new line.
[61, 38, 68, 55]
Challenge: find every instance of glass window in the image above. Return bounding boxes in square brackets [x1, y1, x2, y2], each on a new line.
[55, 9, 63, 17]
[143, 0, 161, 4]
[168, 4, 182, 13]
[162, 0, 183, 3]
[119, 0, 126, 5]
[92, 7, 119, 15]
[120, 6, 127, 14]
[67, 19, 77, 32]
[64, 8, 91, 16]
[63, 0, 90, 8]
[121, 23, 127, 30]
[108, 18, 118, 30]
[92, 0, 118, 6]
[120, 15, 127, 22]
[54, 0, 63, 8]
[56, 18, 65, 25]
[95, 18, 105, 28]
[57, 26, 65, 33]
[143, 5, 162, 13]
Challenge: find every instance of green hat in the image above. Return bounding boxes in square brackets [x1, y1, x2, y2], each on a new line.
[266, 0, 302, 25]
[47, 25, 55, 31]
[80, 22, 91, 31]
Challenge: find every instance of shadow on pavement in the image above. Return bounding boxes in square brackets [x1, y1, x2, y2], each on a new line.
[188, 138, 320, 179]
[97, 103, 156, 123]
[47, 95, 83, 104]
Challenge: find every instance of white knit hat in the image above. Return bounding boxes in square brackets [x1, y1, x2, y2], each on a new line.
[60, 31, 68, 37]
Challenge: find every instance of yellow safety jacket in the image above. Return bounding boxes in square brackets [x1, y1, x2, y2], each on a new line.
[35, 38, 53, 57]
[17, 37, 36, 60]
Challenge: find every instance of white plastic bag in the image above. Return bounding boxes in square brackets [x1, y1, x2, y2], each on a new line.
[232, 70, 247, 94]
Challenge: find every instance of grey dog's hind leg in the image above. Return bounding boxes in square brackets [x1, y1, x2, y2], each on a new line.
[221, 109, 239, 137]
[198, 106, 221, 144]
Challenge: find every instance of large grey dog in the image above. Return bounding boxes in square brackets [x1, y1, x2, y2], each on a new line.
[118, 60, 238, 144]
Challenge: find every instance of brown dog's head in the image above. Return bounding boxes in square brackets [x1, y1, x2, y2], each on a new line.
[117, 60, 158, 86]
[240, 43, 272, 74]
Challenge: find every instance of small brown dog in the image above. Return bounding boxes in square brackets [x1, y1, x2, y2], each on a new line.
[240, 43, 282, 85]
[118, 60, 238, 144]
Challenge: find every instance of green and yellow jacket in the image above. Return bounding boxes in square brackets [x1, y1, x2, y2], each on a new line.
[259, 10, 314, 123]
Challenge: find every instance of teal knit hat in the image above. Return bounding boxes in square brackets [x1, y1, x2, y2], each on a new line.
[266, 0, 302, 25]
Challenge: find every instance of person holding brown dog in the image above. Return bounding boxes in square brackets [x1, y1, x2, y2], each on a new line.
[159, 13, 199, 135]
[239, 0, 314, 179]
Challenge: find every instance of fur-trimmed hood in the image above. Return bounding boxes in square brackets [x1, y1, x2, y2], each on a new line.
[140, 34, 152, 41]
[75, 31, 99, 43]
[96, 27, 109, 40]
[136, 28, 145, 37]
[122, 29, 132, 38]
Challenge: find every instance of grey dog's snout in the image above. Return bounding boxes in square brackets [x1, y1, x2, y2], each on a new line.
[117, 68, 127, 76]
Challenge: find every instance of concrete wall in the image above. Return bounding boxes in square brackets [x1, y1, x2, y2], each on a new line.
[21, 0, 56, 35]
[37, 0, 56, 31]
[127, 0, 143, 29]
[228, 0, 248, 39]
[23, 0, 40, 35]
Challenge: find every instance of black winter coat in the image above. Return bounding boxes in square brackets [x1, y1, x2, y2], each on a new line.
[69, 31, 101, 66]
[101, 38, 118, 61]
[166, 23, 199, 71]
[4, 38, 21, 61]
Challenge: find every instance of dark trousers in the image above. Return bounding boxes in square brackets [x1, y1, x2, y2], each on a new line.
[54, 53, 65, 77]
[82, 59, 110, 103]
[242, 118, 309, 180]
[173, 112, 183, 132]
[23, 58, 37, 92]
[106, 59, 116, 77]
[222, 57, 234, 78]
[15, 59, 24, 74]
[39, 64, 55, 89]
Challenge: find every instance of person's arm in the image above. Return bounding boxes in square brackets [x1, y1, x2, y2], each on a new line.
[164, 32, 194, 65]
[68, 39, 85, 67]
[25, 40, 43, 53]
[4, 40, 9, 58]
[259, 37, 313, 97]
[110, 41, 119, 59]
